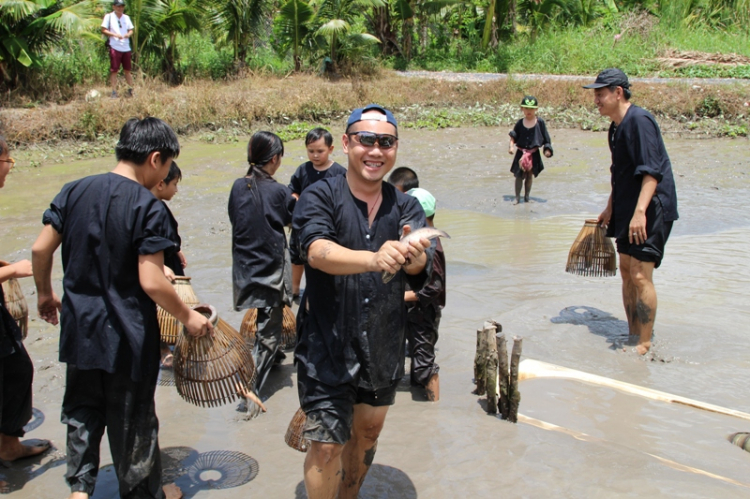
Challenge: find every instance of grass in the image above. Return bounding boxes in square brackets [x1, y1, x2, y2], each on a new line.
[2, 72, 747, 167]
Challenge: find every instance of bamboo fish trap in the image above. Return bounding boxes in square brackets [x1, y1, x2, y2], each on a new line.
[565, 220, 617, 277]
[157, 276, 201, 345]
[239, 306, 297, 349]
[0, 260, 29, 340]
[173, 304, 256, 408]
[285, 407, 310, 452]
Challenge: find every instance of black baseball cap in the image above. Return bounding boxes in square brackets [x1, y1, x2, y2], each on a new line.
[346, 104, 398, 132]
[520, 95, 538, 109]
[583, 68, 630, 89]
[113, 0, 125, 5]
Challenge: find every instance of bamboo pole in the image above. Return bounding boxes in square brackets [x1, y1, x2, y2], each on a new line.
[508, 336, 523, 423]
[484, 323, 499, 414]
[518, 359, 750, 422]
[473, 328, 487, 395]
[496, 332, 510, 419]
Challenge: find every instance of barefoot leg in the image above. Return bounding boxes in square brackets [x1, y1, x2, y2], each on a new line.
[163, 483, 183, 499]
[0, 434, 51, 461]
[425, 373, 440, 402]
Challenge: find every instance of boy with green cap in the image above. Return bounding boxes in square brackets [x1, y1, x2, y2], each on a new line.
[508, 95, 553, 204]
[404, 187, 445, 402]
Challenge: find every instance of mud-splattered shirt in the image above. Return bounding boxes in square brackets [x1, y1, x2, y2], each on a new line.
[607, 105, 679, 239]
[293, 176, 433, 390]
[42, 173, 178, 382]
[229, 167, 295, 310]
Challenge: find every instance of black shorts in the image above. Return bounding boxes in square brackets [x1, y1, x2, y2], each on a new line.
[297, 364, 399, 445]
[615, 197, 673, 269]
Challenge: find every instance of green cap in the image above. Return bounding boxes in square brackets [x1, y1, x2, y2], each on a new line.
[520, 95, 538, 109]
[407, 187, 436, 218]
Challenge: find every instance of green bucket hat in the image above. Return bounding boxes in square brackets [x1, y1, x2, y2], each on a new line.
[407, 187, 436, 218]
[520, 95, 539, 109]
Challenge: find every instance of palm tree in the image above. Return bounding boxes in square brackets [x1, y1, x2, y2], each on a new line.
[137, 0, 205, 83]
[211, 0, 273, 65]
[314, 0, 385, 72]
[0, 0, 95, 88]
[274, 0, 315, 71]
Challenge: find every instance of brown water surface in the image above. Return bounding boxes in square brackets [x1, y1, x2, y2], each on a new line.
[2, 128, 750, 497]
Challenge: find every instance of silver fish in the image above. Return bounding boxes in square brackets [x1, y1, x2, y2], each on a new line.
[381, 227, 451, 283]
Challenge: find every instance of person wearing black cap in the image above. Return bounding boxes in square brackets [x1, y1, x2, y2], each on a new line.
[508, 95, 553, 204]
[585, 68, 679, 355]
[292, 104, 434, 499]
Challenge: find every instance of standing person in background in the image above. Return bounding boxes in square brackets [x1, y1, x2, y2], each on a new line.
[288, 128, 346, 299]
[508, 95, 553, 204]
[32, 117, 213, 499]
[585, 68, 679, 355]
[0, 137, 51, 463]
[101, 0, 135, 99]
[229, 131, 295, 419]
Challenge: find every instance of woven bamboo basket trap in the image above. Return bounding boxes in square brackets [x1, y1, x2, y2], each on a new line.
[239, 306, 297, 349]
[285, 407, 310, 452]
[565, 220, 617, 277]
[0, 260, 29, 340]
[157, 276, 201, 345]
[173, 304, 256, 408]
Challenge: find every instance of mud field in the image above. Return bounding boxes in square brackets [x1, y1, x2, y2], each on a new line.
[1, 128, 750, 497]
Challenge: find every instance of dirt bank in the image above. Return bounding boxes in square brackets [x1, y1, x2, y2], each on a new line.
[1, 72, 748, 163]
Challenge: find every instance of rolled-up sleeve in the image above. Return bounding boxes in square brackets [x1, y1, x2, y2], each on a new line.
[294, 183, 338, 261]
[42, 186, 69, 233]
[630, 115, 665, 182]
[134, 201, 178, 256]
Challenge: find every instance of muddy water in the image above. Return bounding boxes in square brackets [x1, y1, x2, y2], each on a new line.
[2, 128, 750, 497]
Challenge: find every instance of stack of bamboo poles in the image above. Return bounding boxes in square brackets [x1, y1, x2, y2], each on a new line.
[0, 260, 29, 340]
[474, 321, 523, 422]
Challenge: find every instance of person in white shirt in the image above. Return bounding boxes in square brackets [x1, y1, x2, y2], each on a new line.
[101, 0, 135, 98]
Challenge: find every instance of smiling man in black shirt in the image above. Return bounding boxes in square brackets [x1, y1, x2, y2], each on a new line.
[586, 69, 679, 355]
[293, 104, 433, 499]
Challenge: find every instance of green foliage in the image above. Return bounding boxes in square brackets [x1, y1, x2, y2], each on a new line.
[274, 0, 315, 70]
[0, 0, 96, 88]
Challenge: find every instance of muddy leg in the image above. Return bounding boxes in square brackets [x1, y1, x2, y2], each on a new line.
[627, 256, 657, 355]
[524, 171, 533, 202]
[425, 373, 440, 402]
[339, 404, 388, 499]
[304, 441, 343, 499]
[513, 176, 522, 204]
[619, 254, 638, 336]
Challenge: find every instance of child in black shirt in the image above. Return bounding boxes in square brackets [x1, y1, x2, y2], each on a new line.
[229, 131, 296, 419]
[508, 95, 553, 204]
[32, 118, 212, 499]
[288, 128, 346, 298]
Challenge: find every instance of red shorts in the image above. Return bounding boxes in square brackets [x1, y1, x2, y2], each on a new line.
[109, 48, 132, 73]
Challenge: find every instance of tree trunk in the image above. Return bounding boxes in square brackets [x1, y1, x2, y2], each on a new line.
[482, 0, 497, 50]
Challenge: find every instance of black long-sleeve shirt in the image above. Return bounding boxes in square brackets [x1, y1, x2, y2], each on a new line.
[229, 167, 295, 310]
[293, 176, 433, 390]
[607, 105, 679, 239]
[288, 161, 347, 195]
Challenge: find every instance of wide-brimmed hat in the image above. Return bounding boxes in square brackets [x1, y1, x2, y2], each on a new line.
[520, 96, 538, 109]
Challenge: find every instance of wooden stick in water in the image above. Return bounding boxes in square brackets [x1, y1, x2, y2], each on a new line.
[484, 323, 499, 414]
[496, 332, 510, 420]
[473, 328, 487, 395]
[508, 336, 523, 423]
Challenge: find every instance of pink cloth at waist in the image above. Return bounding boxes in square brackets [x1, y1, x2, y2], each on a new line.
[519, 147, 539, 172]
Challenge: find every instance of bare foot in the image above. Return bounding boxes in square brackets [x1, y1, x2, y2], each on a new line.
[163, 483, 183, 499]
[512, 198, 520, 205]
[0, 435, 51, 461]
[425, 373, 440, 402]
[635, 341, 651, 355]
[68, 492, 89, 499]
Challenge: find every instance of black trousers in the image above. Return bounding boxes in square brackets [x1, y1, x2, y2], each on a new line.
[252, 305, 283, 396]
[406, 305, 441, 387]
[0, 340, 33, 437]
[62, 365, 164, 498]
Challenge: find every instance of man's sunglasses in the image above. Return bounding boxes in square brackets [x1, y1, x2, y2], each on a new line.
[0, 158, 15, 168]
[347, 132, 398, 149]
